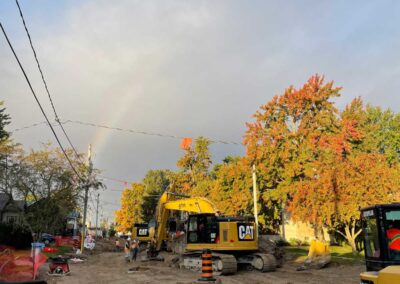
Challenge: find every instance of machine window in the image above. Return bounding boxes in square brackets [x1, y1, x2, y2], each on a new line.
[188, 217, 197, 231]
[385, 210, 400, 260]
[363, 214, 380, 258]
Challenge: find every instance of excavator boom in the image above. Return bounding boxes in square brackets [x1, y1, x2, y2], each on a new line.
[164, 197, 218, 214]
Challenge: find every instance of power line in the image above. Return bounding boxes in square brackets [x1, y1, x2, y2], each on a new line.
[10, 119, 242, 146]
[98, 175, 129, 184]
[0, 23, 83, 182]
[12, 121, 48, 132]
[63, 119, 242, 145]
[15, 0, 82, 160]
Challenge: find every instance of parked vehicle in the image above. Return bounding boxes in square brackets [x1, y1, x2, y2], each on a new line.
[41, 233, 55, 245]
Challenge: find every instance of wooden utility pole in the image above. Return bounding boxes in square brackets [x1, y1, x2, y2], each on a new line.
[95, 193, 100, 240]
[81, 144, 93, 252]
[252, 164, 259, 231]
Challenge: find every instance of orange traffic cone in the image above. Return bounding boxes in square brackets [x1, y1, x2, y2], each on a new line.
[198, 249, 216, 282]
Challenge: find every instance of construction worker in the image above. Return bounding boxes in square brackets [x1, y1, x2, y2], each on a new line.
[147, 237, 157, 259]
[115, 238, 121, 252]
[124, 238, 131, 262]
[130, 238, 140, 261]
[387, 221, 400, 259]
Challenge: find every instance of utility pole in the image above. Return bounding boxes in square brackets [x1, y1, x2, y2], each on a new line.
[5, 153, 8, 194]
[81, 144, 93, 252]
[252, 164, 259, 231]
[95, 192, 100, 240]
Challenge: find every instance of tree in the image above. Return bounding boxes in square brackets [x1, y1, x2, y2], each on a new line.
[174, 136, 213, 197]
[288, 152, 400, 253]
[0, 101, 10, 142]
[141, 169, 171, 222]
[1, 142, 102, 236]
[281, 95, 400, 254]
[244, 75, 341, 231]
[209, 156, 253, 216]
[115, 182, 146, 232]
[16, 145, 97, 235]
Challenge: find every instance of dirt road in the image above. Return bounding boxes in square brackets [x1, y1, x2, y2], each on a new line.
[40, 249, 364, 284]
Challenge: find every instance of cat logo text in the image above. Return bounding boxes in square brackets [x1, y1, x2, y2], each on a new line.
[237, 223, 254, 241]
[138, 228, 149, 236]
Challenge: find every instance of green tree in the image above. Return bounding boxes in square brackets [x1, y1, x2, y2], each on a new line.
[0, 101, 10, 142]
[175, 136, 213, 197]
[141, 169, 171, 222]
[209, 156, 253, 216]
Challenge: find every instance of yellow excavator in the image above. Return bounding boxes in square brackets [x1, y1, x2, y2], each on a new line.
[144, 191, 277, 275]
[132, 222, 155, 250]
[360, 203, 400, 283]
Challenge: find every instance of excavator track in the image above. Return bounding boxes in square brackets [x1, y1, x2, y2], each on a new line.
[212, 253, 237, 275]
[251, 253, 276, 272]
[179, 252, 237, 275]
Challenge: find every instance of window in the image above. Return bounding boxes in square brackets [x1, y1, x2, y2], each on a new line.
[187, 217, 198, 243]
[6, 216, 18, 224]
[363, 210, 380, 258]
[384, 209, 400, 260]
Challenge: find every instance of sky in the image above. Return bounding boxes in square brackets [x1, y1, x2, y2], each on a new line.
[1, 0, 400, 224]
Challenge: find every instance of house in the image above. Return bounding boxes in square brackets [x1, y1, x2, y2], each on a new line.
[281, 211, 331, 243]
[0, 193, 25, 224]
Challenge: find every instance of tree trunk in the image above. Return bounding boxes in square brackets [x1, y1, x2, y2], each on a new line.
[344, 225, 357, 255]
[337, 222, 362, 256]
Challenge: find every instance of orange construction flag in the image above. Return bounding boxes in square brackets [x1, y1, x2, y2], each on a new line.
[180, 138, 192, 150]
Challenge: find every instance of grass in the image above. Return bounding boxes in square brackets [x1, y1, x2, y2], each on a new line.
[284, 245, 365, 265]
[42, 245, 72, 258]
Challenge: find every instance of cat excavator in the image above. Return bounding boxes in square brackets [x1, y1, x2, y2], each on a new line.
[145, 191, 277, 275]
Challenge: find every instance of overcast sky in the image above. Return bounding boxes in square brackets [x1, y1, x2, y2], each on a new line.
[1, 0, 400, 223]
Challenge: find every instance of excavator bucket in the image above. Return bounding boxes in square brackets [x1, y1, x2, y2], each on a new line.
[297, 240, 331, 271]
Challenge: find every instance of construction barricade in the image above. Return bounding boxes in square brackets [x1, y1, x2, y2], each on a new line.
[198, 249, 216, 282]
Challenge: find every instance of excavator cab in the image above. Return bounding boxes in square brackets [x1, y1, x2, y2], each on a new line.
[360, 203, 400, 284]
[187, 214, 219, 244]
[361, 203, 400, 271]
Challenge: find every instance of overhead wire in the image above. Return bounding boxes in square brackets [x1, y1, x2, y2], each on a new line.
[0, 23, 84, 182]
[12, 121, 46, 132]
[15, 0, 82, 160]
[11, 119, 243, 146]
[63, 119, 242, 146]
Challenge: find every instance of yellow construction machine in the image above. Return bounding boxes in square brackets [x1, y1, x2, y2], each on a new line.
[132, 222, 155, 250]
[360, 203, 400, 283]
[146, 191, 277, 275]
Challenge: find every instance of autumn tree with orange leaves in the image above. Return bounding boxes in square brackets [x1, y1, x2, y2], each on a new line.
[115, 182, 145, 232]
[244, 75, 342, 230]
[244, 75, 400, 253]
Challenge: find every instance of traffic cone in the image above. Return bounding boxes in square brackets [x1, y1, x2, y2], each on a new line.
[198, 249, 216, 282]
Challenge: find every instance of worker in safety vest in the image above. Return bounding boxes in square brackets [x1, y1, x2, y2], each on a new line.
[387, 222, 400, 258]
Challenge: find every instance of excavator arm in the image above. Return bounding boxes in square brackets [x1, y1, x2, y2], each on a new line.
[164, 198, 217, 214]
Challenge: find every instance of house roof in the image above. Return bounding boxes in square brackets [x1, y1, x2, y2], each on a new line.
[0, 193, 25, 212]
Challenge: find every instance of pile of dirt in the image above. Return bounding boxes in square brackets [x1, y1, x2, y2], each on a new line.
[92, 238, 116, 254]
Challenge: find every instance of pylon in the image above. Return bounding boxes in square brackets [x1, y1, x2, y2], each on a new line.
[198, 249, 216, 282]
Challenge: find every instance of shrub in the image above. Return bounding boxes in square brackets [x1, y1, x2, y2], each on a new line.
[0, 222, 32, 249]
